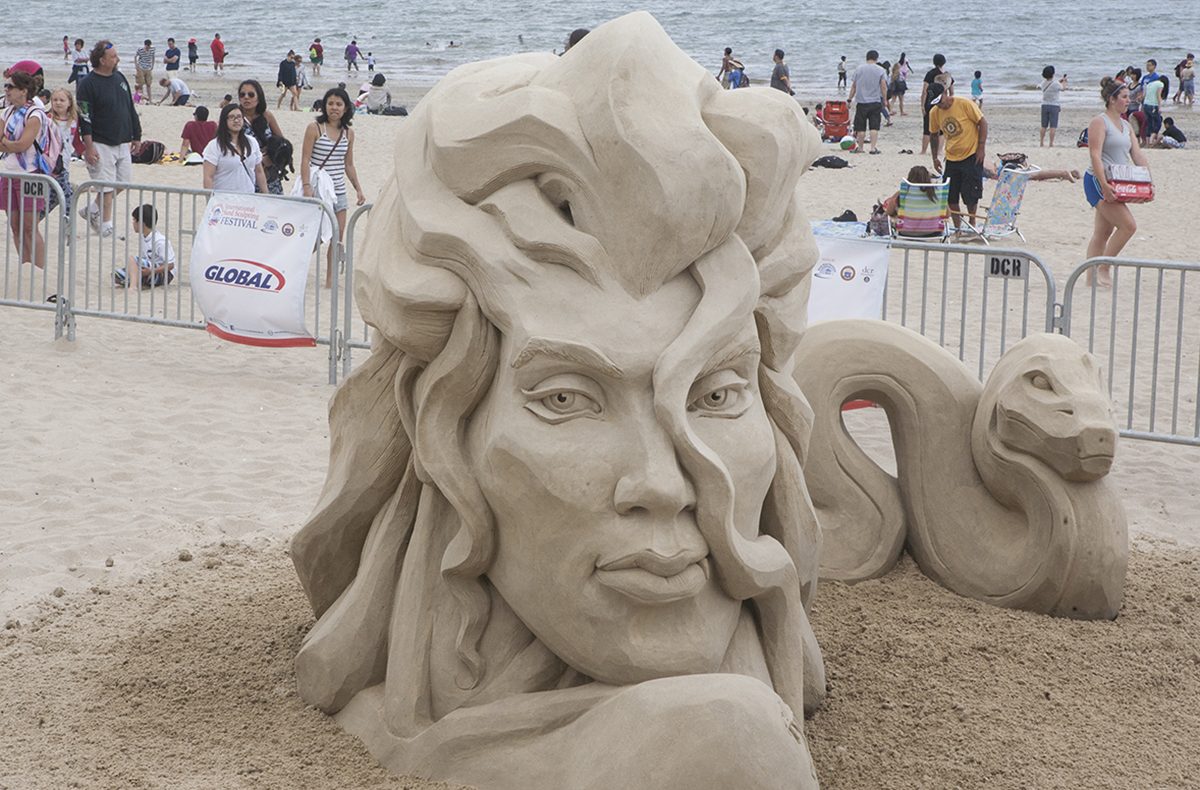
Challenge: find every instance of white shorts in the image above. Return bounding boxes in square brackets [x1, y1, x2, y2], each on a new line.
[86, 142, 132, 192]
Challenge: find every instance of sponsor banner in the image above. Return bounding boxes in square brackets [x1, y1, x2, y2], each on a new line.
[807, 237, 889, 324]
[190, 192, 322, 347]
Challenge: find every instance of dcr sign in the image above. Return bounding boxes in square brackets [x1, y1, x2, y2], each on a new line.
[987, 254, 1029, 280]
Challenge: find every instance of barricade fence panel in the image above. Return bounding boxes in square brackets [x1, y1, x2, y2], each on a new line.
[880, 241, 1057, 380]
[0, 172, 71, 337]
[344, 202, 373, 371]
[67, 180, 346, 383]
[1061, 257, 1200, 446]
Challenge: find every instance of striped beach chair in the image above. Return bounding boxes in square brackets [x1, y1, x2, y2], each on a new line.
[892, 179, 950, 241]
[955, 166, 1039, 244]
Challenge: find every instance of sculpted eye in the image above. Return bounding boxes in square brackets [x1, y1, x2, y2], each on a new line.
[688, 371, 751, 418]
[698, 388, 735, 410]
[541, 391, 596, 414]
[523, 375, 603, 423]
[1031, 373, 1052, 391]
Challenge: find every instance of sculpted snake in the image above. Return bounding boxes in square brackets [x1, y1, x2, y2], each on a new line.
[793, 320, 1128, 620]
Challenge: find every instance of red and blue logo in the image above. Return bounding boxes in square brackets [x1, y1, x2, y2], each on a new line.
[203, 259, 286, 292]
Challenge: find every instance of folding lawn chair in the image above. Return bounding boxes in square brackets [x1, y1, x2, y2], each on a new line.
[953, 165, 1039, 244]
[891, 179, 951, 241]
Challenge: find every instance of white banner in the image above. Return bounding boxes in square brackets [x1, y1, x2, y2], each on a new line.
[807, 237, 890, 324]
[190, 192, 323, 347]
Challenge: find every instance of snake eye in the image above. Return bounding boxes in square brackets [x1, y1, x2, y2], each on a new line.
[1031, 373, 1052, 391]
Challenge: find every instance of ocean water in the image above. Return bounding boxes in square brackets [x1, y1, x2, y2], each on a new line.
[16, 0, 1200, 105]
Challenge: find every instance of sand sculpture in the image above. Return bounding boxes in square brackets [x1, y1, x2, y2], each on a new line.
[290, 12, 827, 789]
[288, 12, 1128, 787]
[794, 320, 1128, 620]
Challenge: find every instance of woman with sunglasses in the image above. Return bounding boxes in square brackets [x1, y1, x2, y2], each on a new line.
[201, 103, 267, 194]
[0, 71, 51, 269]
[236, 80, 285, 193]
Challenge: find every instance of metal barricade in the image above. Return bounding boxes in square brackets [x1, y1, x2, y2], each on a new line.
[880, 240, 1057, 379]
[0, 171, 72, 338]
[67, 180, 347, 384]
[1061, 257, 1200, 446]
[342, 202, 374, 379]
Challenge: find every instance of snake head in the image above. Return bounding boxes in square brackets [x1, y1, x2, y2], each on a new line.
[993, 343, 1117, 482]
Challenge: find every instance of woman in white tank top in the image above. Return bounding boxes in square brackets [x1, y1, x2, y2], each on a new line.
[301, 86, 365, 287]
[1084, 77, 1149, 287]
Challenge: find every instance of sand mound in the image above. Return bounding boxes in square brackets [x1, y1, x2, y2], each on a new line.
[2, 536, 1196, 789]
[807, 543, 1200, 789]
[0, 539, 463, 790]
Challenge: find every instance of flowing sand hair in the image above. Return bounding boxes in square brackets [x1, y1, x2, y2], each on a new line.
[290, 12, 825, 728]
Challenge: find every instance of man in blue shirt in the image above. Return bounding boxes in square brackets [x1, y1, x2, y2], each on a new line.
[164, 38, 181, 72]
[1140, 59, 1161, 86]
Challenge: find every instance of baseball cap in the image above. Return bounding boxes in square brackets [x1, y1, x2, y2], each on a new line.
[4, 60, 43, 78]
[926, 82, 945, 110]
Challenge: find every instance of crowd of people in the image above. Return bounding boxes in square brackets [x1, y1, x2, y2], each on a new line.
[0, 33, 380, 287]
[711, 44, 1190, 276]
[0, 32, 1193, 287]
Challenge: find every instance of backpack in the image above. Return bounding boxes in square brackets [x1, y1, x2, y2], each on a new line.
[21, 107, 60, 176]
[1076, 128, 1089, 148]
[263, 135, 295, 183]
[130, 140, 166, 164]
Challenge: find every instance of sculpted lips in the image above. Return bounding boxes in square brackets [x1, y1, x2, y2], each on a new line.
[594, 550, 709, 604]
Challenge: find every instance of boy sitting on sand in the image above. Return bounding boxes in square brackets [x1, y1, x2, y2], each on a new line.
[1159, 117, 1187, 148]
[113, 205, 176, 288]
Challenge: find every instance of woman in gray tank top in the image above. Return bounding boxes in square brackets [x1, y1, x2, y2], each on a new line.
[1084, 77, 1149, 287]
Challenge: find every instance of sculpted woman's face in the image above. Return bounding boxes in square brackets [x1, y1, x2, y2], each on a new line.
[466, 267, 778, 685]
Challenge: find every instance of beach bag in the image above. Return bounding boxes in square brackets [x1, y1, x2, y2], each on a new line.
[130, 140, 166, 164]
[1076, 129, 1089, 147]
[1104, 164, 1155, 203]
[867, 203, 890, 236]
[813, 155, 849, 169]
[996, 152, 1028, 171]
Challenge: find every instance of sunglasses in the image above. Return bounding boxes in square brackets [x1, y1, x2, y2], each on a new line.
[105, 43, 114, 50]
[2, 84, 13, 90]
[238, 91, 256, 98]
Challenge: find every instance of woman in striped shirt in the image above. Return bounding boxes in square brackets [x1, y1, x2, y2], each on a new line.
[301, 86, 365, 287]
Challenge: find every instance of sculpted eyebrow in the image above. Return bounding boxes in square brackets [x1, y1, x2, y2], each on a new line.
[512, 337, 625, 378]
[698, 339, 760, 378]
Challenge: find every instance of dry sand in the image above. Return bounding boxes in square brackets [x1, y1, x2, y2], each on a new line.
[3, 73, 1200, 788]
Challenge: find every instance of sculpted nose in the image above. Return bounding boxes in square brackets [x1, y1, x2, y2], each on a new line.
[1078, 424, 1116, 457]
[1075, 425, 1116, 478]
[613, 427, 696, 517]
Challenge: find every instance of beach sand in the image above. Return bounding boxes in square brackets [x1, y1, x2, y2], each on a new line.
[3, 74, 1200, 788]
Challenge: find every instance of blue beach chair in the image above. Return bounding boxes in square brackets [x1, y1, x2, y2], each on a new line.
[954, 166, 1039, 244]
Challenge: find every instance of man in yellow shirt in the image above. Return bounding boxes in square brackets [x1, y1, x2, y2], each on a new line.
[928, 82, 988, 230]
